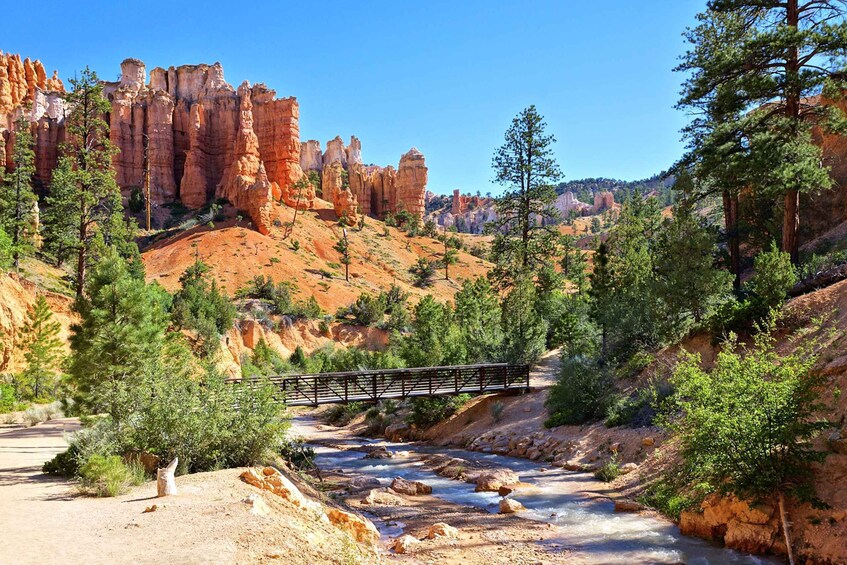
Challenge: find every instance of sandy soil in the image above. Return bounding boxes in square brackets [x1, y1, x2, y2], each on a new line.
[0, 418, 376, 565]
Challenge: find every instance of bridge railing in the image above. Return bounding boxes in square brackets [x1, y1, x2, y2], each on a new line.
[237, 363, 530, 406]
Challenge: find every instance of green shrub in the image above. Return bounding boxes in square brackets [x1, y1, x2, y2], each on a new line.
[636, 479, 703, 520]
[545, 358, 614, 427]
[0, 383, 18, 413]
[604, 381, 674, 428]
[594, 456, 621, 482]
[43, 444, 80, 476]
[278, 438, 316, 471]
[79, 455, 145, 497]
[407, 394, 471, 428]
[326, 402, 367, 426]
[43, 417, 121, 477]
[491, 400, 505, 423]
[749, 242, 797, 311]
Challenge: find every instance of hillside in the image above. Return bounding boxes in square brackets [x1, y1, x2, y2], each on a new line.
[142, 198, 492, 313]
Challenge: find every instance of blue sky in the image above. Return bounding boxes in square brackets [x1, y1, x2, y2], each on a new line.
[4, 0, 704, 195]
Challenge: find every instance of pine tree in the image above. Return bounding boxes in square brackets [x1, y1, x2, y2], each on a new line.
[17, 295, 63, 400]
[442, 242, 459, 280]
[678, 1, 847, 263]
[588, 242, 614, 360]
[654, 178, 733, 336]
[68, 247, 169, 423]
[501, 275, 547, 365]
[488, 105, 562, 287]
[0, 115, 39, 269]
[334, 229, 351, 281]
[560, 235, 588, 293]
[46, 67, 134, 296]
[454, 277, 504, 362]
[41, 157, 79, 268]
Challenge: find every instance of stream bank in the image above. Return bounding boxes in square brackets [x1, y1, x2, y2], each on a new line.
[293, 415, 783, 564]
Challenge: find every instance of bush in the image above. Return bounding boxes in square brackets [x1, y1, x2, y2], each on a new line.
[339, 293, 386, 326]
[636, 478, 703, 520]
[594, 456, 621, 482]
[491, 400, 505, 423]
[43, 417, 121, 477]
[545, 358, 614, 427]
[79, 455, 145, 497]
[749, 242, 797, 311]
[0, 383, 18, 413]
[407, 394, 471, 428]
[278, 437, 316, 472]
[325, 402, 367, 426]
[604, 381, 673, 428]
[409, 258, 436, 288]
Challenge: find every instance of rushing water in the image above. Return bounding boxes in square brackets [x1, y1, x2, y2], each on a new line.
[309, 438, 784, 565]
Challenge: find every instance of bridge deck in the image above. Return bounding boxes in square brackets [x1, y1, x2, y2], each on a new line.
[241, 363, 530, 406]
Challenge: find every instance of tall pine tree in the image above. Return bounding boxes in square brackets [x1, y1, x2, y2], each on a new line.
[678, 1, 847, 263]
[0, 115, 39, 269]
[17, 295, 64, 400]
[488, 105, 562, 287]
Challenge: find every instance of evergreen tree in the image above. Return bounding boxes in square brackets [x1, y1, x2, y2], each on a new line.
[678, 1, 847, 263]
[334, 229, 351, 282]
[0, 116, 38, 269]
[46, 67, 133, 296]
[654, 176, 733, 337]
[560, 234, 588, 293]
[68, 248, 169, 423]
[442, 243, 459, 280]
[41, 157, 79, 268]
[409, 257, 436, 287]
[16, 295, 63, 400]
[588, 242, 614, 360]
[501, 275, 547, 365]
[171, 259, 236, 358]
[453, 277, 504, 362]
[488, 105, 562, 287]
[398, 295, 466, 366]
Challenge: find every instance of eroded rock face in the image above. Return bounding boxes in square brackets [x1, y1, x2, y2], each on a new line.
[215, 82, 278, 234]
[334, 187, 360, 225]
[0, 53, 65, 190]
[679, 494, 779, 555]
[302, 135, 426, 220]
[326, 508, 380, 545]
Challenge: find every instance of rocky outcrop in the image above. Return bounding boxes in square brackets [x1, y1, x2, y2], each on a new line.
[389, 477, 432, 496]
[396, 148, 428, 217]
[215, 82, 279, 234]
[679, 494, 781, 555]
[593, 191, 615, 214]
[304, 135, 426, 220]
[0, 53, 65, 191]
[334, 187, 360, 225]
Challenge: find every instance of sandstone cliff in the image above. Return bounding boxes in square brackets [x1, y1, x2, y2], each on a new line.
[309, 135, 427, 220]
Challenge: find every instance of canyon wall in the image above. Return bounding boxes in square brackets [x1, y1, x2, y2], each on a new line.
[0, 52, 64, 190]
[3, 54, 426, 229]
[305, 135, 428, 220]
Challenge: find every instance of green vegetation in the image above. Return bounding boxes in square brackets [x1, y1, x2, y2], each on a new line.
[14, 295, 64, 401]
[78, 455, 145, 497]
[171, 260, 236, 358]
[407, 394, 471, 428]
[0, 115, 38, 269]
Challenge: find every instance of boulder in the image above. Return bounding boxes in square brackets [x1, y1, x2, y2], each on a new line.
[240, 466, 322, 516]
[392, 535, 420, 554]
[327, 508, 380, 545]
[384, 422, 411, 442]
[473, 469, 520, 492]
[364, 446, 393, 459]
[641, 436, 655, 447]
[498, 485, 514, 496]
[614, 500, 644, 513]
[363, 488, 405, 506]
[390, 477, 432, 496]
[349, 476, 382, 491]
[426, 522, 459, 539]
[499, 498, 526, 514]
[620, 463, 639, 474]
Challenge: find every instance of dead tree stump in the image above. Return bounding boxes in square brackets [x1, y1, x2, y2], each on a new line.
[157, 457, 178, 497]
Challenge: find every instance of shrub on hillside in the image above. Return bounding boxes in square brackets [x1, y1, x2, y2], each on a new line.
[749, 242, 797, 311]
[545, 358, 615, 427]
[0, 383, 19, 413]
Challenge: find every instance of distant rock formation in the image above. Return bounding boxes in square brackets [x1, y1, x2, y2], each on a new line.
[2, 54, 427, 231]
[305, 135, 428, 220]
[427, 189, 497, 234]
[554, 191, 591, 216]
[0, 52, 64, 189]
[593, 191, 615, 214]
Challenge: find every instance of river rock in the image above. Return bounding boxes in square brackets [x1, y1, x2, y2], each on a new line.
[426, 522, 459, 539]
[364, 446, 393, 459]
[498, 485, 514, 496]
[474, 469, 520, 492]
[363, 488, 405, 506]
[390, 477, 432, 496]
[327, 508, 380, 545]
[499, 498, 526, 514]
[349, 476, 382, 491]
[392, 534, 420, 554]
[614, 499, 644, 513]
[384, 422, 411, 442]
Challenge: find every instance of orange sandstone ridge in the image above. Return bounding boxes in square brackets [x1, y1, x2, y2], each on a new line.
[0, 55, 428, 233]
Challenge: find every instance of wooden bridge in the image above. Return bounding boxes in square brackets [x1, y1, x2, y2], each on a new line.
[241, 363, 530, 406]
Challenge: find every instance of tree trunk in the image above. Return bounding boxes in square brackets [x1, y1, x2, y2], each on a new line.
[782, 190, 800, 264]
[157, 457, 178, 497]
[778, 491, 796, 565]
[783, 0, 801, 264]
[722, 190, 741, 289]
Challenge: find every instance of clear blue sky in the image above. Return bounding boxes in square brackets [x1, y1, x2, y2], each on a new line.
[4, 0, 704, 195]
